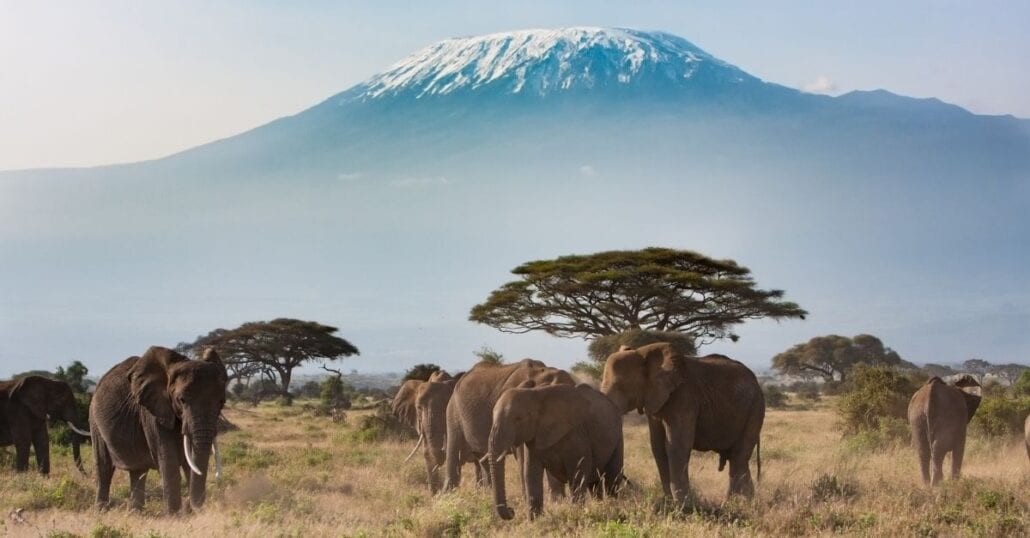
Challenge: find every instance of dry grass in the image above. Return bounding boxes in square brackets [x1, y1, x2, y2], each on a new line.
[1, 396, 1027, 537]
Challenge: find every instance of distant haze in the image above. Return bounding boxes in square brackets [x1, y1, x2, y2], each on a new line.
[1, 23, 1028, 380]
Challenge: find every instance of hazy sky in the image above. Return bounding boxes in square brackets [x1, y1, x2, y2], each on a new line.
[2, 1, 1028, 171]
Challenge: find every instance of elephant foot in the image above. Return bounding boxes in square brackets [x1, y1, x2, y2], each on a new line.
[496, 504, 515, 520]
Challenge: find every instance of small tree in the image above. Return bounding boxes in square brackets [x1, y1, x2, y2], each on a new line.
[473, 346, 505, 365]
[772, 334, 903, 383]
[836, 364, 915, 436]
[181, 318, 359, 397]
[54, 361, 92, 394]
[320, 375, 352, 410]
[470, 248, 806, 347]
[403, 363, 442, 382]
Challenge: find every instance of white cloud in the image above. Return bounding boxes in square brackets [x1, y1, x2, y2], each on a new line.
[390, 176, 450, 187]
[803, 75, 839, 95]
[579, 164, 596, 177]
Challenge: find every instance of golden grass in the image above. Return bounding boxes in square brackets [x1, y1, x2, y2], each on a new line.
[1, 396, 1026, 537]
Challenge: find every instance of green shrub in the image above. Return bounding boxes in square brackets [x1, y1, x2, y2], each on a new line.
[811, 473, 858, 502]
[1011, 371, 1030, 397]
[320, 375, 352, 410]
[351, 405, 414, 443]
[836, 365, 915, 435]
[763, 384, 788, 409]
[971, 396, 1030, 438]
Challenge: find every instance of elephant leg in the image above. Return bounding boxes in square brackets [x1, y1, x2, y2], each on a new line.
[157, 439, 183, 514]
[93, 438, 115, 510]
[727, 446, 755, 498]
[31, 426, 50, 476]
[647, 417, 672, 497]
[443, 422, 463, 491]
[929, 442, 946, 487]
[13, 433, 31, 473]
[951, 437, 965, 480]
[524, 453, 545, 520]
[665, 419, 696, 507]
[424, 447, 441, 494]
[912, 425, 931, 484]
[128, 470, 147, 512]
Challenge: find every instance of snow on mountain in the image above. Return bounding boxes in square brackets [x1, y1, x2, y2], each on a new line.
[357, 27, 755, 100]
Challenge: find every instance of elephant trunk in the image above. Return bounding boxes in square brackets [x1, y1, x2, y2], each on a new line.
[71, 434, 85, 474]
[186, 426, 216, 509]
[488, 425, 515, 520]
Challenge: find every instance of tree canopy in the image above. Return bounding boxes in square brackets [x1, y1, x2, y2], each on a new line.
[771, 334, 903, 383]
[179, 318, 359, 396]
[469, 248, 807, 346]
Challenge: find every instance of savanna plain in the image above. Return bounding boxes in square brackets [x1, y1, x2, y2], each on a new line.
[1, 395, 1026, 538]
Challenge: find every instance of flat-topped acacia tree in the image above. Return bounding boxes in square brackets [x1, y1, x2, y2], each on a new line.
[469, 247, 807, 350]
[180, 318, 359, 398]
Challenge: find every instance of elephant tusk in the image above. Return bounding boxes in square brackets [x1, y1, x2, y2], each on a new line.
[403, 433, 425, 463]
[183, 436, 204, 476]
[68, 423, 91, 437]
[214, 438, 222, 480]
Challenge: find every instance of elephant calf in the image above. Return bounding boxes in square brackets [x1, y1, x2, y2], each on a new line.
[487, 383, 624, 520]
[907, 375, 981, 485]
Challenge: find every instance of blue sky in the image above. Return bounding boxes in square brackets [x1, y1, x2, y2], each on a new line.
[1, 1, 1028, 171]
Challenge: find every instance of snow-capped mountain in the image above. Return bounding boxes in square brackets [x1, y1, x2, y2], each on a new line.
[1, 28, 1029, 377]
[354, 27, 754, 100]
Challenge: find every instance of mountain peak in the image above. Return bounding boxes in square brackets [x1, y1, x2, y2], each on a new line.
[354, 27, 756, 100]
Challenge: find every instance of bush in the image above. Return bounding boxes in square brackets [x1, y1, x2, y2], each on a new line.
[473, 346, 505, 365]
[811, 474, 858, 502]
[587, 329, 697, 362]
[1011, 371, 1030, 397]
[763, 384, 788, 409]
[293, 380, 322, 400]
[320, 376, 352, 410]
[571, 361, 603, 381]
[971, 396, 1030, 438]
[351, 404, 414, 443]
[403, 363, 442, 382]
[836, 365, 915, 436]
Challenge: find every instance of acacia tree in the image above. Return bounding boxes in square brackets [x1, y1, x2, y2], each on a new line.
[469, 247, 806, 348]
[771, 334, 903, 383]
[180, 318, 359, 397]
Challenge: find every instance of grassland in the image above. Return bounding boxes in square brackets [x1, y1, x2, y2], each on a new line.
[1, 396, 1026, 537]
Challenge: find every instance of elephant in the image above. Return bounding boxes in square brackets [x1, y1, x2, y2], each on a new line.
[487, 382, 624, 520]
[403, 372, 463, 493]
[391, 370, 453, 431]
[0, 376, 91, 475]
[907, 375, 981, 485]
[600, 343, 764, 504]
[443, 358, 575, 492]
[90, 346, 227, 514]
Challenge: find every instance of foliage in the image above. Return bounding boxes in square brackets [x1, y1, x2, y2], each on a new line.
[403, 363, 442, 382]
[352, 405, 414, 443]
[571, 361, 604, 381]
[179, 318, 359, 395]
[469, 247, 806, 345]
[320, 375, 353, 410]
[54, 360, 92, 394]
[772, 334, 903, 383]
[587, 329, 697, 363]
[836, 365, 915, 436]
[1012, 370, 1030, 397]
[293, 380, 323, 399]
[473, 345, 504, 365]
[971, 396, 1030, 438]
[810, 474, 858, 502]
[763, 384, 788, 409]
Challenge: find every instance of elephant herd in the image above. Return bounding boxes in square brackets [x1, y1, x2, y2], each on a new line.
[1, 343, 1027, 521]
[391, 343, 766, 519]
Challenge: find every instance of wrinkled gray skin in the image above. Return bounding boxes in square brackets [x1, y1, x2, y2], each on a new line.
[444, 359, 575, 492]
[391, 370, 461, 493]
[488, 383, 624, 520]
[90, 346, 227, 514]
[907, 375, 981, 485]
[0, 376, 90, 475]
[601, 343, 765, 504]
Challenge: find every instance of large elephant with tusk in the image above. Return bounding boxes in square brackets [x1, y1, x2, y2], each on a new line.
[90, 346, 227, 514]
[0, 376, 92, 475]
[398, 371, 464, 493]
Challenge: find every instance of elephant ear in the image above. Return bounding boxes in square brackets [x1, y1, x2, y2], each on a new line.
[201, 348, 228, 386]
[643, 345, 683, 415]
[130, 347, 185, 429]
[10, 377, 48, 420]
[534, 388, 590, 450]
[952, 374, 982, 423]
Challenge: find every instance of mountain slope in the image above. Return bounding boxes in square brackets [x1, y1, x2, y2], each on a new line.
[1, 28, 1028, 377]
